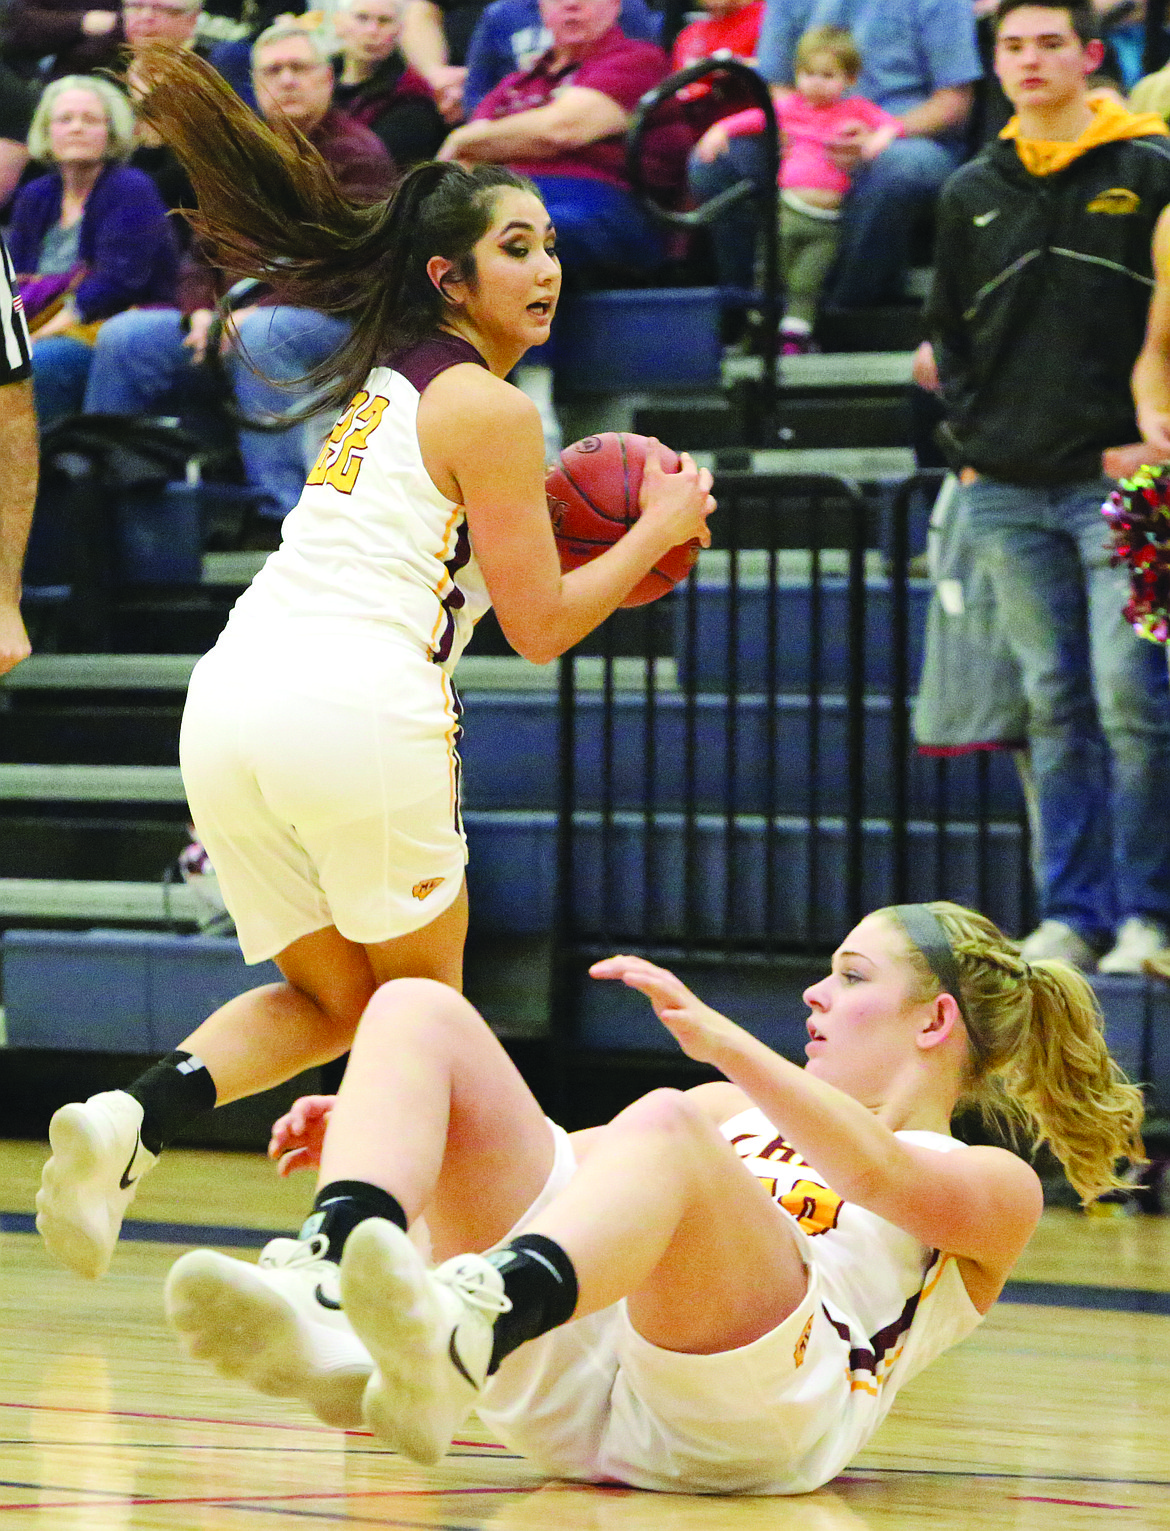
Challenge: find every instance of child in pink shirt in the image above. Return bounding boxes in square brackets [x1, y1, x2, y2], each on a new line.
[697, 25, 901, 351]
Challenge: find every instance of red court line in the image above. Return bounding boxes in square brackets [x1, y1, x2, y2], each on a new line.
[1011, 1496, 1138, 1510]
[0, 1400, 506, 1451]
[0, 1485, 524, 1513]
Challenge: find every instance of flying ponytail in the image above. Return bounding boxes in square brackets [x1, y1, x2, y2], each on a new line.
[128, 45, 536, 414]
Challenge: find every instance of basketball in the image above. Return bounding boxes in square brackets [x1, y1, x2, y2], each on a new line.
[545, 432, 702, 608]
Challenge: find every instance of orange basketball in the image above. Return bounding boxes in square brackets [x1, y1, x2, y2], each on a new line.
[545, 432, 701, 608]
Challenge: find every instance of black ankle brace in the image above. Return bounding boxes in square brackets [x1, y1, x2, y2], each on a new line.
[127, 1051, 217, 1154]
[300, 1180, 408, 1263]
[484, 1232, 579, 1373]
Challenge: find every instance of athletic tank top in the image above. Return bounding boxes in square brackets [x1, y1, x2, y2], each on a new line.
[721, 1107, 984, 1402]
[221, 333, 493, 672]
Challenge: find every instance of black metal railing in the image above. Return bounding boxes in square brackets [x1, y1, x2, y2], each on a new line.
[550, 471, 1034, 1035]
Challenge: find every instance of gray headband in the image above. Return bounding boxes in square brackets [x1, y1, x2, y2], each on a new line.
[892, 903, 966, 1019]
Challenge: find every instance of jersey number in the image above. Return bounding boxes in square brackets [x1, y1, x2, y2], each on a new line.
[758, 1176, 844, 1237]
[306, 390, 389, 495]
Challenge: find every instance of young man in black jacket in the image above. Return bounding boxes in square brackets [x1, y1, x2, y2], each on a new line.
[925, 0, 1170, 973]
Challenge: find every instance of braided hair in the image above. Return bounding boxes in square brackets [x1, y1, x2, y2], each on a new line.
[882, 901, 1145, 1203]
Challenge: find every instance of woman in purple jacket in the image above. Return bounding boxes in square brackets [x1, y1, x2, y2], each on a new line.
[8, 74, 179, 426]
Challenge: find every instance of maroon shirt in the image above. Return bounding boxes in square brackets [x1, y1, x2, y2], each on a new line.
[309, 107, 397, 205]
[179, 108, 396, 314]
[471, 26, 671, 188]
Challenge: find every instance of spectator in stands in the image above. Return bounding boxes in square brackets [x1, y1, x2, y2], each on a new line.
[332, 0, 448, 165]
[438, 0, 681, 281]
[120, 0, 207, 238]
[972, 0, 1126, 143]
[699, 25, 901, 354]
[8, 75, 179, 427]
[924, 0, 1170, 972]
[0, 232, 37, 679]
[668, 0, 761, 138]
[692, 0, 980, 313]
[2, 0, 123, 80]
[122, 0, 202, 49]
[462, 0, 660, 116]
[399, 0, 486, 120]
[83, 25, 394, 543]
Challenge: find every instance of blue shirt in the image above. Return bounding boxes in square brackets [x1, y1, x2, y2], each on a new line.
[463, 0, 661, 113]
[757, 0, 980, 119]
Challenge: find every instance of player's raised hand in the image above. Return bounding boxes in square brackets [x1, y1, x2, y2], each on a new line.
[638, 442, 715, 550]
[268, 1093, 336, 1176]
[589, 954, 747, 1067]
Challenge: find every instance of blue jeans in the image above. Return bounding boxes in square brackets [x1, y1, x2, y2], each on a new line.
[687, 133, 773, 295]
[688, 133, 962, 308]
[962, 475, 1170, 940]
[826, 136, 963, 308]
[31, 335, 95, 430]
[83, 307, 351, 520]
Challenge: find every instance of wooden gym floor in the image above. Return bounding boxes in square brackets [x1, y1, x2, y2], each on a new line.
[0, 1139, 1168, 1530]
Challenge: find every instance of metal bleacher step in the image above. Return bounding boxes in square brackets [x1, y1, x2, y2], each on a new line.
[0, 651, 687, 698]
[692, 446, 916, 480]
[563, 349, 918, 453]
[723, 351, 916, 389]
[202, 551, 267, 587]
[0, 763, 187, 802]
[0, 877, 201, 922]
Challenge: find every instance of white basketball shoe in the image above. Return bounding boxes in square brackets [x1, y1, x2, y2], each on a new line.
[339, 1218, 511, 1465]
[36, 1090, 158, 1279]
[165, 1236, 373, 1429]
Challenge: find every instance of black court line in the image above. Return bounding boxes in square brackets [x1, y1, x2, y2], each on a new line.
[0, 1211, 286, 1247]
[999, 1279, 1170, 1315]
[846, 1467, 1170, 1489]
[8, 1211, 1170, 1317]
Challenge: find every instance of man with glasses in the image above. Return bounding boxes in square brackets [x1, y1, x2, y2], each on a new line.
[332, 0, 446, 165]
[122, 0, 204, 50]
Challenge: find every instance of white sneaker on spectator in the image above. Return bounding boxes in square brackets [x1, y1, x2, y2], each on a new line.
[1018, 919, 1098, 970]
[36, 1091, 157, 1279]
[1099, 916, 1170, 975]
[165, 1236, 372, 1429]
[340, 1218, 509, 1465]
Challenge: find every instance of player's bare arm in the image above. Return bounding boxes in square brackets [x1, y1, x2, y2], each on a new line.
[418, 365, 713, 663]
[0, 375, 37, 677]
[592, 953, 1044, 1305]
[1132, 202, 1170, 456]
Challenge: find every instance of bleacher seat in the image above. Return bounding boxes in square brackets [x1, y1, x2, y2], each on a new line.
[554, 288, 725, 394]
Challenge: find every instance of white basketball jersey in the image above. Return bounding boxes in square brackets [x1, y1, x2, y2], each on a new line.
[721, 1107, 984, 1405]
[222, 335, 492, 673]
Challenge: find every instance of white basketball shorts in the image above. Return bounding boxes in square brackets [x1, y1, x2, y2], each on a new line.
[179, 623, 468, 963]
[477, 1126, 863, 1495]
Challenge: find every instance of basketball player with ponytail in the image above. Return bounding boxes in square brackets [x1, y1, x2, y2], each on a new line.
[35, 45, 714, 1284]
[165, 899, 1143, 1491]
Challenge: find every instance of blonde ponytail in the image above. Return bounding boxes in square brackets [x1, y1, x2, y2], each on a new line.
[888, 902, 1145, 1203]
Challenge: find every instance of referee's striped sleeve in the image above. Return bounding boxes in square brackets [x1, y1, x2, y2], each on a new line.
[0, 233, 31, 384]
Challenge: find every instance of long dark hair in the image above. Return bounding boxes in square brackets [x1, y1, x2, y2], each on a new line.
[130, 45, 537, 414]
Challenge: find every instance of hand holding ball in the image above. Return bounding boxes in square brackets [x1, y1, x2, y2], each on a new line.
[546, 432, 712, 607]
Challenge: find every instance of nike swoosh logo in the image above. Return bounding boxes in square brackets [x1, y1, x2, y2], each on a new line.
[119, 1134, 142, 1190]
[315, 1284, 342, 1311]
[973, 210, 999, 227]
[448, 1329, 477, 1388]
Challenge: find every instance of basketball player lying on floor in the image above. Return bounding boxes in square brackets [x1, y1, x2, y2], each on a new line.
[165, 900, 1142, 1495]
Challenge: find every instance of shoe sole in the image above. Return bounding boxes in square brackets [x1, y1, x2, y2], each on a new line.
[165, 1251, 369, 1430]
[340, 1220, 462, 1465]
[35, 1103, 122, 1280]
